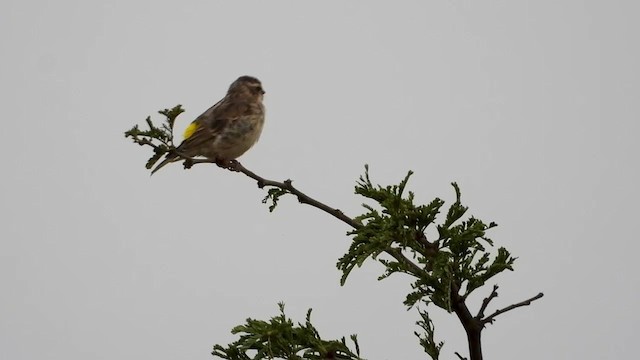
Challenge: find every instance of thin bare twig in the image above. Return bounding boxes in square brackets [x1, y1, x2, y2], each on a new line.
[476, 285, 499, 319]
[185, 158, 362, 230]
[481, 292, 544, 325]
[455, 351, 468, 360]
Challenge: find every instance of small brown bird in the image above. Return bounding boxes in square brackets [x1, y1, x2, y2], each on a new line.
[151, 76, 266, 174]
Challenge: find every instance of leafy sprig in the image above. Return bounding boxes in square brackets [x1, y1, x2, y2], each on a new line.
[124, 105, 184, 169]
[212, 303, 362, 360]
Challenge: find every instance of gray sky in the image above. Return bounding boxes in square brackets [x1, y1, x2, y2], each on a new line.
[1, 1, 638, 359]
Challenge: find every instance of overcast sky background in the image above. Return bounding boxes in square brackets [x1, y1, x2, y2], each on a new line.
[1, 1, 638, 359]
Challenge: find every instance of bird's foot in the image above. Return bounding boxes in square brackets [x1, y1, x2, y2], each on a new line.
[214, 159, 240, 171]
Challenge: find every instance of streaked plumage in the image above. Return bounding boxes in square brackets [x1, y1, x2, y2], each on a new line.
[151, 76, 265, 174]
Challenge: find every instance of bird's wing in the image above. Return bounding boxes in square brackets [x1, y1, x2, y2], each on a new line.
[177, 100, 250, 154]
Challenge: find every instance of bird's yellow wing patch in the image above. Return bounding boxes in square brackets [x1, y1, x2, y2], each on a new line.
[183, 122, 199, 140]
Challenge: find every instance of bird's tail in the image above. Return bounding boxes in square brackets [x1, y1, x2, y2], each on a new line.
[150, 153, 179, 175]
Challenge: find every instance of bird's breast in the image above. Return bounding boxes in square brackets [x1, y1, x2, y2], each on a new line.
[214, 114, 265, 160]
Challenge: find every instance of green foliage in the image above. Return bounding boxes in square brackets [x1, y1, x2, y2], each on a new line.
[212, 303, 362, 360]
[332, 166, 520, 358]
[124, 105, 184, 169]
[262, 188, 289, 212]
[337, 166, 516, 313]
[415, 310, 443, 360]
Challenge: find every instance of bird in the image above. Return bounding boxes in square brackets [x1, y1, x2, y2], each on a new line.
[151, 76, 266, 175]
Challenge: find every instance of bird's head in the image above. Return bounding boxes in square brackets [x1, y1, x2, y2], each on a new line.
[227, 75, 265, 102]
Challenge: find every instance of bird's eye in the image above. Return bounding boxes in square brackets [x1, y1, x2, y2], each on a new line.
[256, 86, 265, 94]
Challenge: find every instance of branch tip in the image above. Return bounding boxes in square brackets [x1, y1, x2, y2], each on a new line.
[476, 284, 499, 319]
[482, 292, 544, 325]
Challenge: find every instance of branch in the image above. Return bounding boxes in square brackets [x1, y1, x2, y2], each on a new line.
[386, 247, 430, 279]
[455, 352, 468, 360]
[481, 292, 544, 325]
[192, 159, 436, 286]
[187, 158, 362, 230]
[476, 285, 499, 319]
